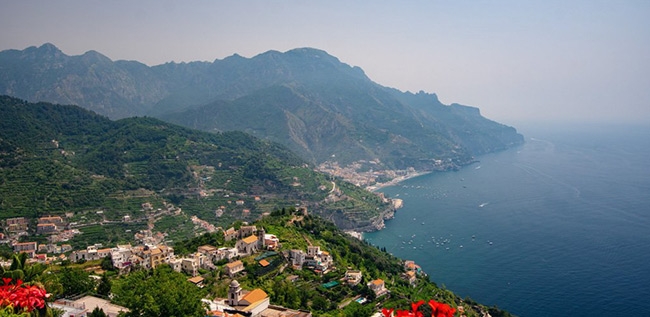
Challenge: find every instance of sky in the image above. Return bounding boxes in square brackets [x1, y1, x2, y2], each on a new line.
[1, 0, 649, 126]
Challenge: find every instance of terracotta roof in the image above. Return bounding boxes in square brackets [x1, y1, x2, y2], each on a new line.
[242, 235, 258, 244]
[187, 276, 204, 284]
[226, 260, 243, 269]
[198, 245, 217, 252]
[372, 279, 384, 285]
[259, 259, 270, 267]
[39, 216, 63, 221]
[242, 288, 268, 304]
[14, 242, 37, 246]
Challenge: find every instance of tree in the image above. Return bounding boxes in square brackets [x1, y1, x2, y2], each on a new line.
[58, 267, 95, 297]
[112, 265, 205, 317]
[96, 273, 111, 297]
[343, 302, 374, 317]
[311, 295, 328, 312]
[100, 256, 114, 271]
[88, 307, 107, 317]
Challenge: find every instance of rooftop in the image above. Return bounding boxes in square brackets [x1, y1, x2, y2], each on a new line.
[72, 295, 128, 317]
[242, 288, 268, 305]
[242, 235, 258, 244]
[226, 260, 243, 269]
[188, 276, 204, 284]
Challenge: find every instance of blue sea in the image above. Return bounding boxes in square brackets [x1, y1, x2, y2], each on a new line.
[364, 123, 650, 317]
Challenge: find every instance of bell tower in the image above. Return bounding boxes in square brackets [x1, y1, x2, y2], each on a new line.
[257, 227, 266, 249]
[228, 280, 242, 306]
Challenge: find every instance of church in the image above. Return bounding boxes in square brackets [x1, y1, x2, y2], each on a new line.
[226, 280, 270, 316]
[207, 280, 311, 317]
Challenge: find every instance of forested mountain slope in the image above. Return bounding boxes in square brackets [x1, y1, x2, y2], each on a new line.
[0, 96, 392, 235]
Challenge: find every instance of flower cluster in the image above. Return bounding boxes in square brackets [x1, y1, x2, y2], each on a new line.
[0, 278, 47, 313]
[382, 300, 457, 317]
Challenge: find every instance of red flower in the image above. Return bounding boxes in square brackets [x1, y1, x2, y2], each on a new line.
[1, 277, 12, 286]
[383, 299, 457, 317]
[0, 278, 48, 312]
[428, 300, 456, 317]
[382, 308, 395, 317]
[396, 310, 417, 317]
[411, 300, 425, 313]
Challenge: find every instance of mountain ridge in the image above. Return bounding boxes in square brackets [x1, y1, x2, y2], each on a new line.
[0, 43, 524, 171]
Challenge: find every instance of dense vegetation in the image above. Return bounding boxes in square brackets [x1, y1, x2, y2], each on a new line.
[0, 96, 392, 241]
[112, 265, 206, 317]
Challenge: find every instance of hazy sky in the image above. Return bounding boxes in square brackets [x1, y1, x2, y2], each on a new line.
[1, 0, 649, 125]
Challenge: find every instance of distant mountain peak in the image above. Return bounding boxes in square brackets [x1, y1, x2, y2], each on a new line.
[285, 47, 340, 62]
[17, 42, 67, 61]
[81, 50, 112, 64]
[38, 42, 61, 52]
[286, 47, 330, 56]
[225, 53, 245, 59]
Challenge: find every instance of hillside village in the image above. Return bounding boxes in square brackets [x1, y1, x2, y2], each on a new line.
[1, 210, 433, 317]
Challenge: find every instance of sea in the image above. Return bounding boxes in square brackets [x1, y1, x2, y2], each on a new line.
[364, 123, 650, 317]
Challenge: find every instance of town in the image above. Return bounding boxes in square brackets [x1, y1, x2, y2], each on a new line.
[1, 210, 429, 317]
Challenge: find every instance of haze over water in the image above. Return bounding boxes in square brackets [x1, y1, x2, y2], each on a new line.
[364, 123, 650, 316]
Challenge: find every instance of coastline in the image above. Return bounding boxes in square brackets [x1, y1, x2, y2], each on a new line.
[346, 170, 433, 238]
[366, 170, 433, 192]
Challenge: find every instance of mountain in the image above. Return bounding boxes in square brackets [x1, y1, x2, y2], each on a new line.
[0, 43, 167, 118]
[0, 44, 523, 170]
[0, 96, 393, 238]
